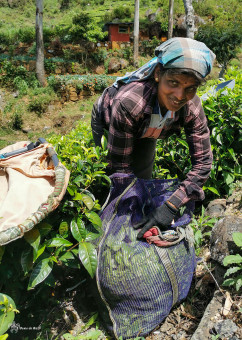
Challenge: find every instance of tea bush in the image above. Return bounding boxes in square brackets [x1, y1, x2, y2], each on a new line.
[47, 74, 115, 94]
[0, 123, 110, 336]
[223, 232, 242, 292]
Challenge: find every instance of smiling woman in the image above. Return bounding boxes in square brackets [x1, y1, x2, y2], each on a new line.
[153, 68, 201, 113]
[91, 36, 216, 234]
[90, 38, 218, 339]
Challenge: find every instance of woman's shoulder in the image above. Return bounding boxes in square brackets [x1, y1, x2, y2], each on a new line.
[185, 94, 203, 117]
[113, 79, 157, 115]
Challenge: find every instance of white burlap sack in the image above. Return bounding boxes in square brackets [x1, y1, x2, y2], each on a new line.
[0, 141, 70, 245]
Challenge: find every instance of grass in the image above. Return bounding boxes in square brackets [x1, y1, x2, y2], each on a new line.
[0, 90, 100, 150]
[0, 0, 158, 34]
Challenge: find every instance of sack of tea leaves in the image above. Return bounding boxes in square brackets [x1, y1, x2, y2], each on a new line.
[96, 173, 196, 339]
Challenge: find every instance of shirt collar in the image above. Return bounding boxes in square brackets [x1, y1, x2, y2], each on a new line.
[153, 98, 175, 120]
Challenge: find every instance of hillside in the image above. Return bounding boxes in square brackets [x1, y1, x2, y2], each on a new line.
[0, 0, 241, 46]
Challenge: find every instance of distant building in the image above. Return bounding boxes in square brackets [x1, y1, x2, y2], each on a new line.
[106, 22, 133, 43]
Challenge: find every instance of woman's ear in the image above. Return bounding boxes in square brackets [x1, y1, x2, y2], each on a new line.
[154, 65, 161, 83]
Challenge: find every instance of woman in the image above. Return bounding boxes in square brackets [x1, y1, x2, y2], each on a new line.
[91, 37, 216, 237]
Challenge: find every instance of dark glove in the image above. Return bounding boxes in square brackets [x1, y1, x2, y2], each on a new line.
[133, 201, 178, 239]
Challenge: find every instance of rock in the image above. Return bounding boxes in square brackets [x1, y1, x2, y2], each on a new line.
[213, 319, 238, 338]
[120, 58, 129, 70]
[22, 127, 32, 134]
[205, 199, 227, 217]
[95, 65, 105, 75]
[210, 216, 242, 265]
[12, 91, 19, 98]
[148, 13, 157, 22]
[108, 57, 121, 73]
[145, 9, 152, 17]
[43, 126, 51, 132]
[191, 291, 223, 340]
[176, 15, 187, 30]
[225, 190, 242, 217]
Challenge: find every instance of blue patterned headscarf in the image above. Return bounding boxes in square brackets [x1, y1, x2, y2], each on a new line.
[114, 37, 216, 87]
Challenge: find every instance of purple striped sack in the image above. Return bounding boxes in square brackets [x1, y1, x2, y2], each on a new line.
[96, 173, 196, 339]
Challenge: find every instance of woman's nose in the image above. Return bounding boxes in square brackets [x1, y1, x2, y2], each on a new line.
[174, 87, 186, 100]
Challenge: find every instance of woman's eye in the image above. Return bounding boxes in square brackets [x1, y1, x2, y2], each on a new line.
[169, 81, 178, 86]
[187, 87, 197, 93]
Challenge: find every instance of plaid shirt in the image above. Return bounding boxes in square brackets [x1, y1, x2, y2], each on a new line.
[97, 79, 213, 208]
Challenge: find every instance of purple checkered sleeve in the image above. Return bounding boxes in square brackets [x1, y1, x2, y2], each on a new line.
[107, 81, 156, 172]
[168, 96, 213, 208]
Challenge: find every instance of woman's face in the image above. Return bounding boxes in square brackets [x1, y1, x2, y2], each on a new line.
[154, 68, 199, 112]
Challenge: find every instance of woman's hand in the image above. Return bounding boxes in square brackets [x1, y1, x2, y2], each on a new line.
[133, 201, 178, 238]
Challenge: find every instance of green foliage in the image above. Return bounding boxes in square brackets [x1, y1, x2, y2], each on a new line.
[189, 207, 217, 255]
[10, 111, 23, 130]
[113, 5, 132, 20]
[141, 36, 160, 56]
[69, 12, 107, 43]
[196, 25, 242, 71]
[44, 59, 56, 74]
[0, 294, 18, 336]
[27, 88, 57, 116]
[91, 48, 108, 64]
[156, 0, 184, 32]
[0, 61, 40, 91]
[223, 232, 242, 292]
[154, 68, 242, 200]
[16, 27, 35, 44]
[193, 0, 241, 29]
[0, 125, 110, 329]
[104, 5, 132, 22]
[121, 46, 134, 62]
[47, 74, 115, 94]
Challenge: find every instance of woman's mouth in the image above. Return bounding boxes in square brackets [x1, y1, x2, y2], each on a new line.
[170, 98, 185, 107]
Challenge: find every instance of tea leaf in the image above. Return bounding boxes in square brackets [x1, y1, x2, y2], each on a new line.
[78, 242, 97, 278]
[28, 258, 53, 290]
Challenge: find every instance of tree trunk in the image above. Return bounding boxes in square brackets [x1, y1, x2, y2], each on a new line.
[168, 0, 174, 39]
[183, 0, 195, 39]
[133, 0, 139, 68]
[36, 0, 46, 87]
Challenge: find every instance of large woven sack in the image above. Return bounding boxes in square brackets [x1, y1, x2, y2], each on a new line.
[96, 173, 196, 339]
[0, 140, 70, 245]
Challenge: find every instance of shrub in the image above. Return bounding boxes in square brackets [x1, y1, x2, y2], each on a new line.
[113, 6, 132, 19]
[44, 59, 56, 74]
[47, 74, 115, 94]
[141, 36, 160, 56]
[0, 61, 40, 90]
[69, 12, 107, 43]
[196, 25, 242, 76]
[0, 123, 109, 295]
[91, 49, 108, 64]
[28, 89, 57, 116]
[11, 111, 23, 130]
[223, 232, 242, 292]
[43, 26, 56, 43]
[122, 46, 134, 62]
[16, 27, 35, 44]
[13, 76, 29, 96]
